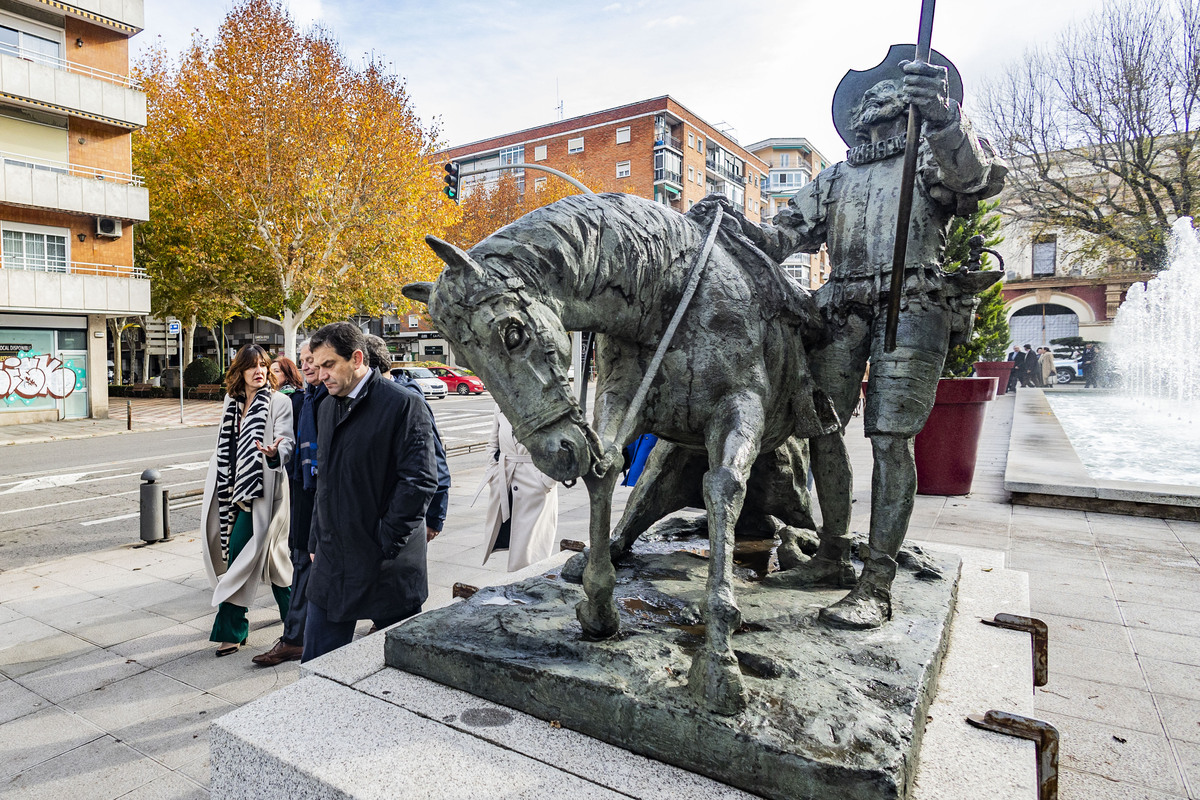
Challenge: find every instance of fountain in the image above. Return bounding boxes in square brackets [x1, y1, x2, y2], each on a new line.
[1007, 218, 1200, 514]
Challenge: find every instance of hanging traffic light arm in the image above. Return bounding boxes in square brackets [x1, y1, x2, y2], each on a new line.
[452, 163, 595, 195]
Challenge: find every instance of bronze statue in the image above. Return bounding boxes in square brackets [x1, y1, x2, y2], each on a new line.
[706, 46, 1006, 628]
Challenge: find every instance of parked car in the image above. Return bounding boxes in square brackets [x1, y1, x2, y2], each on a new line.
[390, 367, 447, 399]
[1053, 355, 1083, 384]
[428, 366, 486, 395]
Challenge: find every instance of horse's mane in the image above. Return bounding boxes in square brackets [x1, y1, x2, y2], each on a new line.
[467, 193, 701, 302]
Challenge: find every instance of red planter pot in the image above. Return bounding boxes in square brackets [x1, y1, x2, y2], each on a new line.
[914, 377, 998, 496]
[972, 361, 1015, 396]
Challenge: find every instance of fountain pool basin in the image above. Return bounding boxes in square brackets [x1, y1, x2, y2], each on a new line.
[1044, 393, 1200, 488]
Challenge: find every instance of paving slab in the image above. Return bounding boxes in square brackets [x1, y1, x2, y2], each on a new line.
[1039, 709, 1187, 795]
[60, 668, 203, 730]
[0, 734, 170, 800]
[0, 705, 105, 780]
[1034, 673, 1162, 734]
[14, 645, 148, 703]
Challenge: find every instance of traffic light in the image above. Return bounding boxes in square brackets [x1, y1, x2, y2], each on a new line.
[443, 161, 460, 202]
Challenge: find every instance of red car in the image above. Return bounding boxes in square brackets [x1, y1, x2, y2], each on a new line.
[429, 367, 486, 395]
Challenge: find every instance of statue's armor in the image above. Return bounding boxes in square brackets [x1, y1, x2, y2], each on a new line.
[730, 110, 1007, 435]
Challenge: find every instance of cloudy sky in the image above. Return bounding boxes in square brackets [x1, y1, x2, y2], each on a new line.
[140, 0, 1109, 161]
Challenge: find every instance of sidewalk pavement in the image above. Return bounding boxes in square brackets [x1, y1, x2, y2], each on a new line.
[0, 399, 225, 447]
[1, 392, 1199, 799]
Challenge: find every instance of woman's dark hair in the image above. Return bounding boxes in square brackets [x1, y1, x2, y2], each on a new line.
[309, 321, 366, 362]
[272, 356, 304, 390]
[225, 344, 275, 398]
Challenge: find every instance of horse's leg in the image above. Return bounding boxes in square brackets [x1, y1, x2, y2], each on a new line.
[743, 437, 820, 554]
[688, 397, 763, 715]
[576, 461, 622, 639]
[609, 442, 706, 558]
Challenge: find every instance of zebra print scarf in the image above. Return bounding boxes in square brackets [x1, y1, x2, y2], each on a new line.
[215, 389, 271, 558]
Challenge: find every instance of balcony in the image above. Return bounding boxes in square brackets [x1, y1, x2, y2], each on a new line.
[654, 168, 682, 185]
[705, 156, 745, 186]
[0, 154, 149, 220]
[14, 0, 145, 33]
[654, 134, 683, 151]
[0, 49, 146, 128]
[0, 261, 149, 315]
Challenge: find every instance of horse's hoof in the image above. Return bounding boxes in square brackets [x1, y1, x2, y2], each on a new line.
[576, 599, 620, 639]
[763, 557, 856, 589]
[560, 550, 588, 584]
[687, 650, 746, 716]
[819, 583, 892, 630]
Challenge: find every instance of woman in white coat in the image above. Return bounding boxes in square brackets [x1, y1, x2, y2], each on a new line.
[200, 344, 294, 656]
[475, 406, 559, 572]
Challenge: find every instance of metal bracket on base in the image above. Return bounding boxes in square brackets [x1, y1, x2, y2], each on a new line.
[452, 583, 479, 600]
[967, 710, 1059, 800]
[559, 539, 586, 552]
[982, 613, 1048, 687]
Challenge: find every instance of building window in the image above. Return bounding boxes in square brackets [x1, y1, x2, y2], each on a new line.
[616, 160, 631, 178]
[1, 224, 68, 272]
[779, 153, 790, 168]
[534, 176, 547, 190]
[688, 132, 695, 148]
[0, 16, 62, 69]
[567, 137, 584, 154]
[687, 165, 695, 182]
[408, 315, 419, 329]
[698, 139, 704, 154]
[534, 145, 547, 161]
[499, 145, 524, 166]
[1032, 235, 1057, 277]
[616, 126, 630, 144]
[688, 199, 694, 209]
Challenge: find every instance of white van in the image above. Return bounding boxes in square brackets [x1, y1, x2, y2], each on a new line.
[390, 366, 448, 399]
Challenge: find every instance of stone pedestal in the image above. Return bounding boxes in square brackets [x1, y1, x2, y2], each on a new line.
[210, 545, 1036, 800]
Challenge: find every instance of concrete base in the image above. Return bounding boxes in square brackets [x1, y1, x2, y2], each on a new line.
[1005, 390, 1200, 519]
[210, 546, 1036, 800]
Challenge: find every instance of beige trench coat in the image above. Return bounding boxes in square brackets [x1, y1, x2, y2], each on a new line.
[200, 391, 294, 608]
[473, 409, 559, 572]
[1039, 351, 1056, 387]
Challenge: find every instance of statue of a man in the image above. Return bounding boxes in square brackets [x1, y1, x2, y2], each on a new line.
[695, 46, 1007, 628]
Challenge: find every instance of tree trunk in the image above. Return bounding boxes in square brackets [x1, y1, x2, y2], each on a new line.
[184, 315, 198, 367]
[109, 317, 125, 384]
[282, 307, 301, 361]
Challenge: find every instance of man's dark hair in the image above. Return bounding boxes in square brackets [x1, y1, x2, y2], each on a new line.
[363, 334, 392, 374]
[1023, 344, 1032, 349]
[310, 321, 366, 362]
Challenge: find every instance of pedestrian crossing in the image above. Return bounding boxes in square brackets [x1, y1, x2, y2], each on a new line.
[432, 408, 493, 443]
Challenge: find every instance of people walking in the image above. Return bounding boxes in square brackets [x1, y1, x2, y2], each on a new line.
[199, 344, 294, 657]
[475, 406, 559, 572]
[1081, 343, 1098, 388]
[1018, 344, 1036, 387]
[253, 341, 326, 667]
[302, 322, 438, 662]
[1039, 347, 1056, 388]
[364, 334, 450, 545]
[1006, 345, 1021, 392]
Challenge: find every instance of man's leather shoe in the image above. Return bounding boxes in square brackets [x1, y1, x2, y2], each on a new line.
[252, 638, 302, 666]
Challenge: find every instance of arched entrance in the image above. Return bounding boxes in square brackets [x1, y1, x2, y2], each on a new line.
[1008, 303, 1079, 348]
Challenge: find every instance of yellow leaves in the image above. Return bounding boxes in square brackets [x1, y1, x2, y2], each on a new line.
[135, 0, 451, 325]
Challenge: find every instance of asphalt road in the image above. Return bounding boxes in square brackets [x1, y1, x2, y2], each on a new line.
[0, 392, 499, 571]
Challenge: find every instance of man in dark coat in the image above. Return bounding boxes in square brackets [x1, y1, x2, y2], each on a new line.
[301, 322, 438, 662]
[1016, 344, 1034, 387]
[1005, 345, 1021, 392]
[254, 340, 327, 666]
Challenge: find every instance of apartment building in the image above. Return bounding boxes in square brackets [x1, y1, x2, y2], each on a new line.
[0, 0, 147, 425]
[745, 137, 833, 291]
[441, 96, 772, 224]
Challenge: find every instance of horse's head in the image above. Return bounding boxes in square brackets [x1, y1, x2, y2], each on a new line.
[403, 235, 597, 482]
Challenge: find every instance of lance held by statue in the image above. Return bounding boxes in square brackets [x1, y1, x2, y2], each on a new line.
[694, 45, 1007, 629]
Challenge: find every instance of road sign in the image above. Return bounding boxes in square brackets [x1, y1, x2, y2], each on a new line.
[167, 320, 181, 335]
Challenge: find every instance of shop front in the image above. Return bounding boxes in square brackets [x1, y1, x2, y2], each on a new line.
[0, 318, 91, 423]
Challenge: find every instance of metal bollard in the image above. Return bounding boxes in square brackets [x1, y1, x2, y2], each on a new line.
[126, 399, 132, 431]
[139, 468, 167, 543]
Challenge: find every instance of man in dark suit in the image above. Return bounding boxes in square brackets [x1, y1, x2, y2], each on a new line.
[301, 322, 438, 662]
[1005, 345, 1022, 392]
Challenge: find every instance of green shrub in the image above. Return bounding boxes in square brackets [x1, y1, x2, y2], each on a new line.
[183, 357, 222, 387]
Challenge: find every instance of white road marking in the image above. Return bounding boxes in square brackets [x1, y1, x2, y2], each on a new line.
[435, 421, 493, 433]
[78, 498, 204, 527]
[0, 449, 212, 484]
[2, 473, 93, 494]
[0, 477, 206, 515]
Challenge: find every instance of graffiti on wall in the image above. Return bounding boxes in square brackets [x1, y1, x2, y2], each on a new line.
[0, 354, 78, 401]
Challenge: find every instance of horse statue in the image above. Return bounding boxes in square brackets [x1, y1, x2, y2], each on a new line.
[402, 192, 838, 715]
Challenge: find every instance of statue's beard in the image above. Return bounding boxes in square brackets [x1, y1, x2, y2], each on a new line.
[851, 97, 906, 139]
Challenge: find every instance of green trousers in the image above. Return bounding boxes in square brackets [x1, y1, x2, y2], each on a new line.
[210, 510, 291, 643]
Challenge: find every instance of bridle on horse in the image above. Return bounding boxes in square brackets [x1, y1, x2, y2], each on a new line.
[509, 204, 728, 485]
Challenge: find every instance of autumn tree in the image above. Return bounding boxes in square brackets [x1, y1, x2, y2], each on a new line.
[135, 0, 456, 358]
[983, 0, 1200, 270]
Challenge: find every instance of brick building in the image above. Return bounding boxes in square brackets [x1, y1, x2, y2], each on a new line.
[0, 0, 147, 424]
[441, 96, 772, 223]
[745, 137, 833, 290]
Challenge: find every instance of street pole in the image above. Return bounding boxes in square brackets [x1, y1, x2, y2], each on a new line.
[456, 163, 595, 195]
[177, 327, 184, 424]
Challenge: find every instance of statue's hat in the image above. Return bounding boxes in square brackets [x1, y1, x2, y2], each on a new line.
[831, 43, 963, 147]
